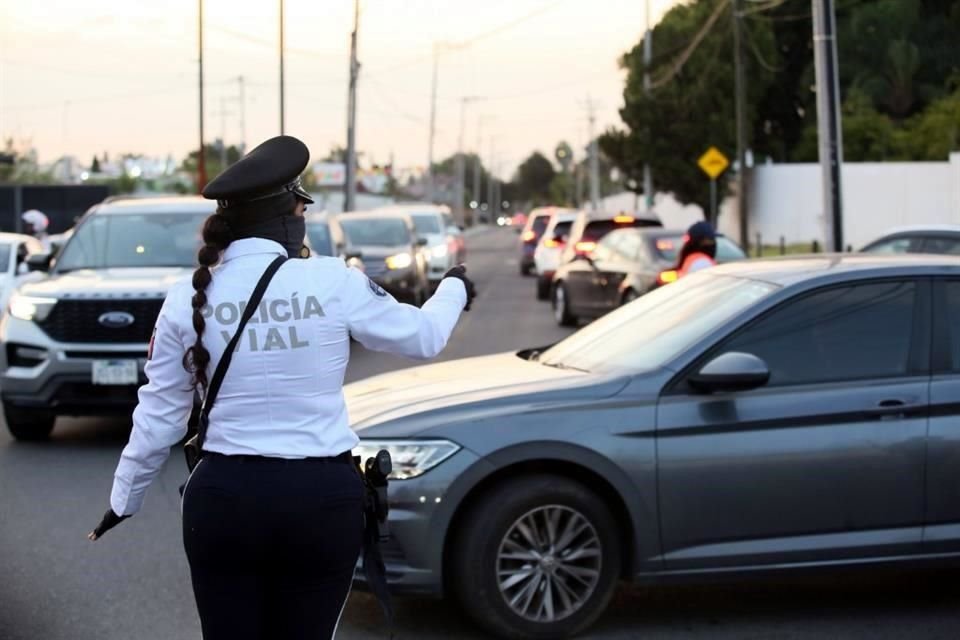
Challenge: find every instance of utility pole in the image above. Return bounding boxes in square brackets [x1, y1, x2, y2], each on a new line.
[279, 0, 286, 134]
[197, 0, 207, 192]
[237, 75, 247, 154]
[733, 0, 749, 248]
[486, 137, 496, 221]
[217, 96, 229, 169]
[455, 97, 482, 227]
[642, 0, 654, 212]
[426, 44, 440, 202]
[586, 98, 600, 211]
[812, 0, 845, 251]
[345, 0, 360, 212]
[473, 115, 489, 215]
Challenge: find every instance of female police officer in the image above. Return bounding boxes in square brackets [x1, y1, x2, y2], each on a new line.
[88, 135, 476, 639]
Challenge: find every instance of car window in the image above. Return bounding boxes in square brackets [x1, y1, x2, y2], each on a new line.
[652, 235, 745, 262]
[942, 281, 960, 370]
[614, 232, 642, 261]
[531, 215, 550, 237]
[550, 221, 573, 241]
[862, 237, 919, 254]
[0, 243, 13, 272]
[340, 218, 411, 246]
[719, 281, 917, 386]
[410, 214, 442, 235]
[56, 213, 207, 271]
[540, 273, 776, 374]
[922, 236, 960, 255]
[306, 222, 335, 257]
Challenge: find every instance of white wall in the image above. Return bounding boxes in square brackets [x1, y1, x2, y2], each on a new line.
[722, 154, 960, 249]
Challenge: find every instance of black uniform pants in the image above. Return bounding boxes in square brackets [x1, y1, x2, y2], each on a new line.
[182, 452, 364, 640]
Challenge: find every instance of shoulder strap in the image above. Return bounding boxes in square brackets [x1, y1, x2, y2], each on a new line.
[195, 255, 287, 450]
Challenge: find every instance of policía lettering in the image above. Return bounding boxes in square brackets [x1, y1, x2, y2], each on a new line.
[200, 294, 324, 351]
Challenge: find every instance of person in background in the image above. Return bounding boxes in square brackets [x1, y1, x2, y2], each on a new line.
[675, 221, 718, 277]
[21, 209, 52, 252]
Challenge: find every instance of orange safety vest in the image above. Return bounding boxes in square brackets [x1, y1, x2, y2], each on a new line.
[678, 251, 717, 277]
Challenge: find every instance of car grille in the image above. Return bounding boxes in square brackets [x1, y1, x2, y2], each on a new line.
[37, 299, 164, 344]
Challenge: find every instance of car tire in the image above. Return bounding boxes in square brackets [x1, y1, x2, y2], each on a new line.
[520, 263, 532, 276]
[621, 289, 639, 306]
[4, 403, 56, 441]
[553, 283, 578, 327]
[451, 475, 622, 639]
[536, 277, 551, 301]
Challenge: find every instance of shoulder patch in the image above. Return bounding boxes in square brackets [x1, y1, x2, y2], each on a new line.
[367, 277, 388, 298]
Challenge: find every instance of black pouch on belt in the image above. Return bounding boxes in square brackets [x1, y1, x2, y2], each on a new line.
[354, 451, 395, 627]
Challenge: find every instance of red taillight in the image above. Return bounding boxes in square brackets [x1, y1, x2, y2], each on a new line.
[656, 239, 675, 251]
[657, 269, 679, 285]
[543, 238, 563, 249]
[613, 215, 635, 223]
[522, 230, 536, 242]
[575, 241, 597, 254]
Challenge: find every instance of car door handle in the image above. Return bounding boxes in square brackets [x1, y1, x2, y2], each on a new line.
[863, 399, 923, 419]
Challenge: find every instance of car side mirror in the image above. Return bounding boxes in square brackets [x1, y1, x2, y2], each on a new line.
[345, 250, 363, 261]
[688, 352, 770, 393]
[416, 237, 429, 247]
[26, 253, 53, 273]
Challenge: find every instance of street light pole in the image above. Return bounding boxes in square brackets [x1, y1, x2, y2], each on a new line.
[642, 0, 653, 212]
[455, 97, 482, 227]
[279, 0, 286, 135]
[345, 0, 360, 212]
[197, 0, 207, 192]
[812, 0, 844, 251]
[426, 44, 439, 203]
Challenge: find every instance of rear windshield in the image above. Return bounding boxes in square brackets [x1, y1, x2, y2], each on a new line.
[531, 215, 550, 237]
[410, 214, 443, 235]
[551, 221, 574, 240]
[582, 218, 659, 242]
[307, 222, 334, 256]
[340, 217, 410, 246]
[651, 235, 746, 262]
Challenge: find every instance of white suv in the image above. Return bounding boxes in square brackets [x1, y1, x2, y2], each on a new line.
[0, 196, 213, 440]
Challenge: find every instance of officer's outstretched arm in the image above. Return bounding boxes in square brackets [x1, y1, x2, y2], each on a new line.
[343, 267, 467, 360]
[109, 296, 195, 518]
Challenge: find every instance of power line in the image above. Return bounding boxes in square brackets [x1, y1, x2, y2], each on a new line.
[742, 18, 783, 72]
[649, 0, 730, 90]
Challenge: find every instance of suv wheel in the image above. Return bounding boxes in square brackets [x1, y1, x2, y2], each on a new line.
[553, 284, 577, 327]
[4, 403, 56, 441]
[536, 277, 551, 301]
[452, 475, 621, 639]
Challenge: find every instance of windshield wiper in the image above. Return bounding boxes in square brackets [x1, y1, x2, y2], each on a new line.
[540, 361, 589, 373]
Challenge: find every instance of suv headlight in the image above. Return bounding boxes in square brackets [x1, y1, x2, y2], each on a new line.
[385, 252, 413, 270]
[431, 245, 448, 259]
[353, 439, 460, 480]
[9, 294, 57, 322]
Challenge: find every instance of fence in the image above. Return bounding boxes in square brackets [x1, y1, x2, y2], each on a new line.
[0, 185, 110, 234]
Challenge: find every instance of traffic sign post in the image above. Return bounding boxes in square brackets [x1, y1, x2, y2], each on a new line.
[697, 146, 730, 224]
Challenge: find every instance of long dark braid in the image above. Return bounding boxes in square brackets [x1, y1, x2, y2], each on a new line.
[183, 211, 233, 390]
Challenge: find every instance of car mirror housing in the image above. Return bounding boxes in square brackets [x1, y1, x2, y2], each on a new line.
[416, 237, 429, 247]
[688, 352, 770, 393]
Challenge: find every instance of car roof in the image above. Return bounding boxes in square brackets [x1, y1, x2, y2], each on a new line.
[377, 204, 449, 216]
[875, 225, 960, 236]
[529, 207, 575, 219]
[92, 195, 216, 215]
[0, 232, 38, 244]
[338, 210, 412, 221]
[580, 210, 661, 224]
[711, 253, 960, 286]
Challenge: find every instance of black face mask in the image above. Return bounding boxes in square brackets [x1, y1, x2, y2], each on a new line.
[232, 214, 306, 258]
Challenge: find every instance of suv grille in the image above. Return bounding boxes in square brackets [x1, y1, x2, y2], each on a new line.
[37, 299, 164, 343]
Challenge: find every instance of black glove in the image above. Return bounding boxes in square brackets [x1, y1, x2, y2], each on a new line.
[87, 509, 129, 541]
[443, 265, 476, 311]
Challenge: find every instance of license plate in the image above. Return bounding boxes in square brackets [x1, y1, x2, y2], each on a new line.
[92, 360, 139, 386]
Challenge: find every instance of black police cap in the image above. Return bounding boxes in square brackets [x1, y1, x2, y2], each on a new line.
[202, 135, 314, 207]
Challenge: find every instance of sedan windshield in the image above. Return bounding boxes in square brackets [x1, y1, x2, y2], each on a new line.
[307, 222, 335, 256]
[540, 274, 777, 374]
[410, 214, 442, 235]
[340, 218, 410, 246]
[55, 213, 207, 271]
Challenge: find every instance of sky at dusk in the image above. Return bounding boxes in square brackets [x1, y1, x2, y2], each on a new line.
[1, 0, 679, 178]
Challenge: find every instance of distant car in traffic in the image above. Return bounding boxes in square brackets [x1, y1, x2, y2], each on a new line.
[0, 232, 47, 312]
[510, 212, 528, 228]
[347, 254, 960, 639]
[518, 207, 572, 276]
[338, 211, 431, 306]
[0, 196, 214, 440]
[377, 205, 463, 290]
[861, 225, 960, 255]
[558, 209, 662, 266]
[552, 228, 747, 326]
[532, 209, 579, 300]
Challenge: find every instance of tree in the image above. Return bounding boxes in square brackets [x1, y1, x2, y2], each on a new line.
[91, 155, 101, 173]
[903, 86, 960, 159]
[513, 152, 556, 206]
[180, 144, 244, 187]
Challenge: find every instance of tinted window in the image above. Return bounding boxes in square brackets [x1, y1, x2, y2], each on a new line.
[942, 282, 960, 370]
[550, 221, 573, 240]
[531, 215, 550, 237]
[340, 218, 410, 246]
[0, 243, 12, 270]
[862, 236, 919, 254]
[922, 236, 960, 255]
[721, 281, 917, 386]
[411, 214, 442, 235]
[307, 222, 335, 256]
[582, 218, 659, 243]
[56, 213, 206, 270]
[652, 235, 746, 262]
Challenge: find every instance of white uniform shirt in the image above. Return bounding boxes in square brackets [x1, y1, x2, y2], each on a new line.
[110, 238, 466, 516]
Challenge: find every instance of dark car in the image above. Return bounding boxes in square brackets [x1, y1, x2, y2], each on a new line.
[861, 225, 960, 255]
[552, 228, 747, 326]
[518, 207, 570, 276]
[346, 254, 960, 639]
[558, 210, 662, 266]
[338, 211, 430, 305]
[305, 211, 355, 259]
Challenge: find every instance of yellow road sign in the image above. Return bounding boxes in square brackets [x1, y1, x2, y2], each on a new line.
[698, 146, 730, 180]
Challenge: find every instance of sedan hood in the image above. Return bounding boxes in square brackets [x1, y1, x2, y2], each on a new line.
[345, 351, 627, 435]
[18, 267, 191, 298]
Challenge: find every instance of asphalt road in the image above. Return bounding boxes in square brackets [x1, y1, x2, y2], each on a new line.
[1, 227, 959, 640]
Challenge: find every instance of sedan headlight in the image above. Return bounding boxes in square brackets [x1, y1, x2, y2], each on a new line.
[8, 294, 57, 322]
[431, 244, 448, 259]
[385, 252, 413, 270]
[353, 439, 460, 480]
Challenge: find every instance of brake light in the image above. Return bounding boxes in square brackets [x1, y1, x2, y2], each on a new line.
[522, 230, 536, 242]
[575, 241, 597, 254]
[655, 239, 675, 251]
[657, 269, 679, 285]
[613, 215, 635, 223]
[543, 238, 563, 248]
